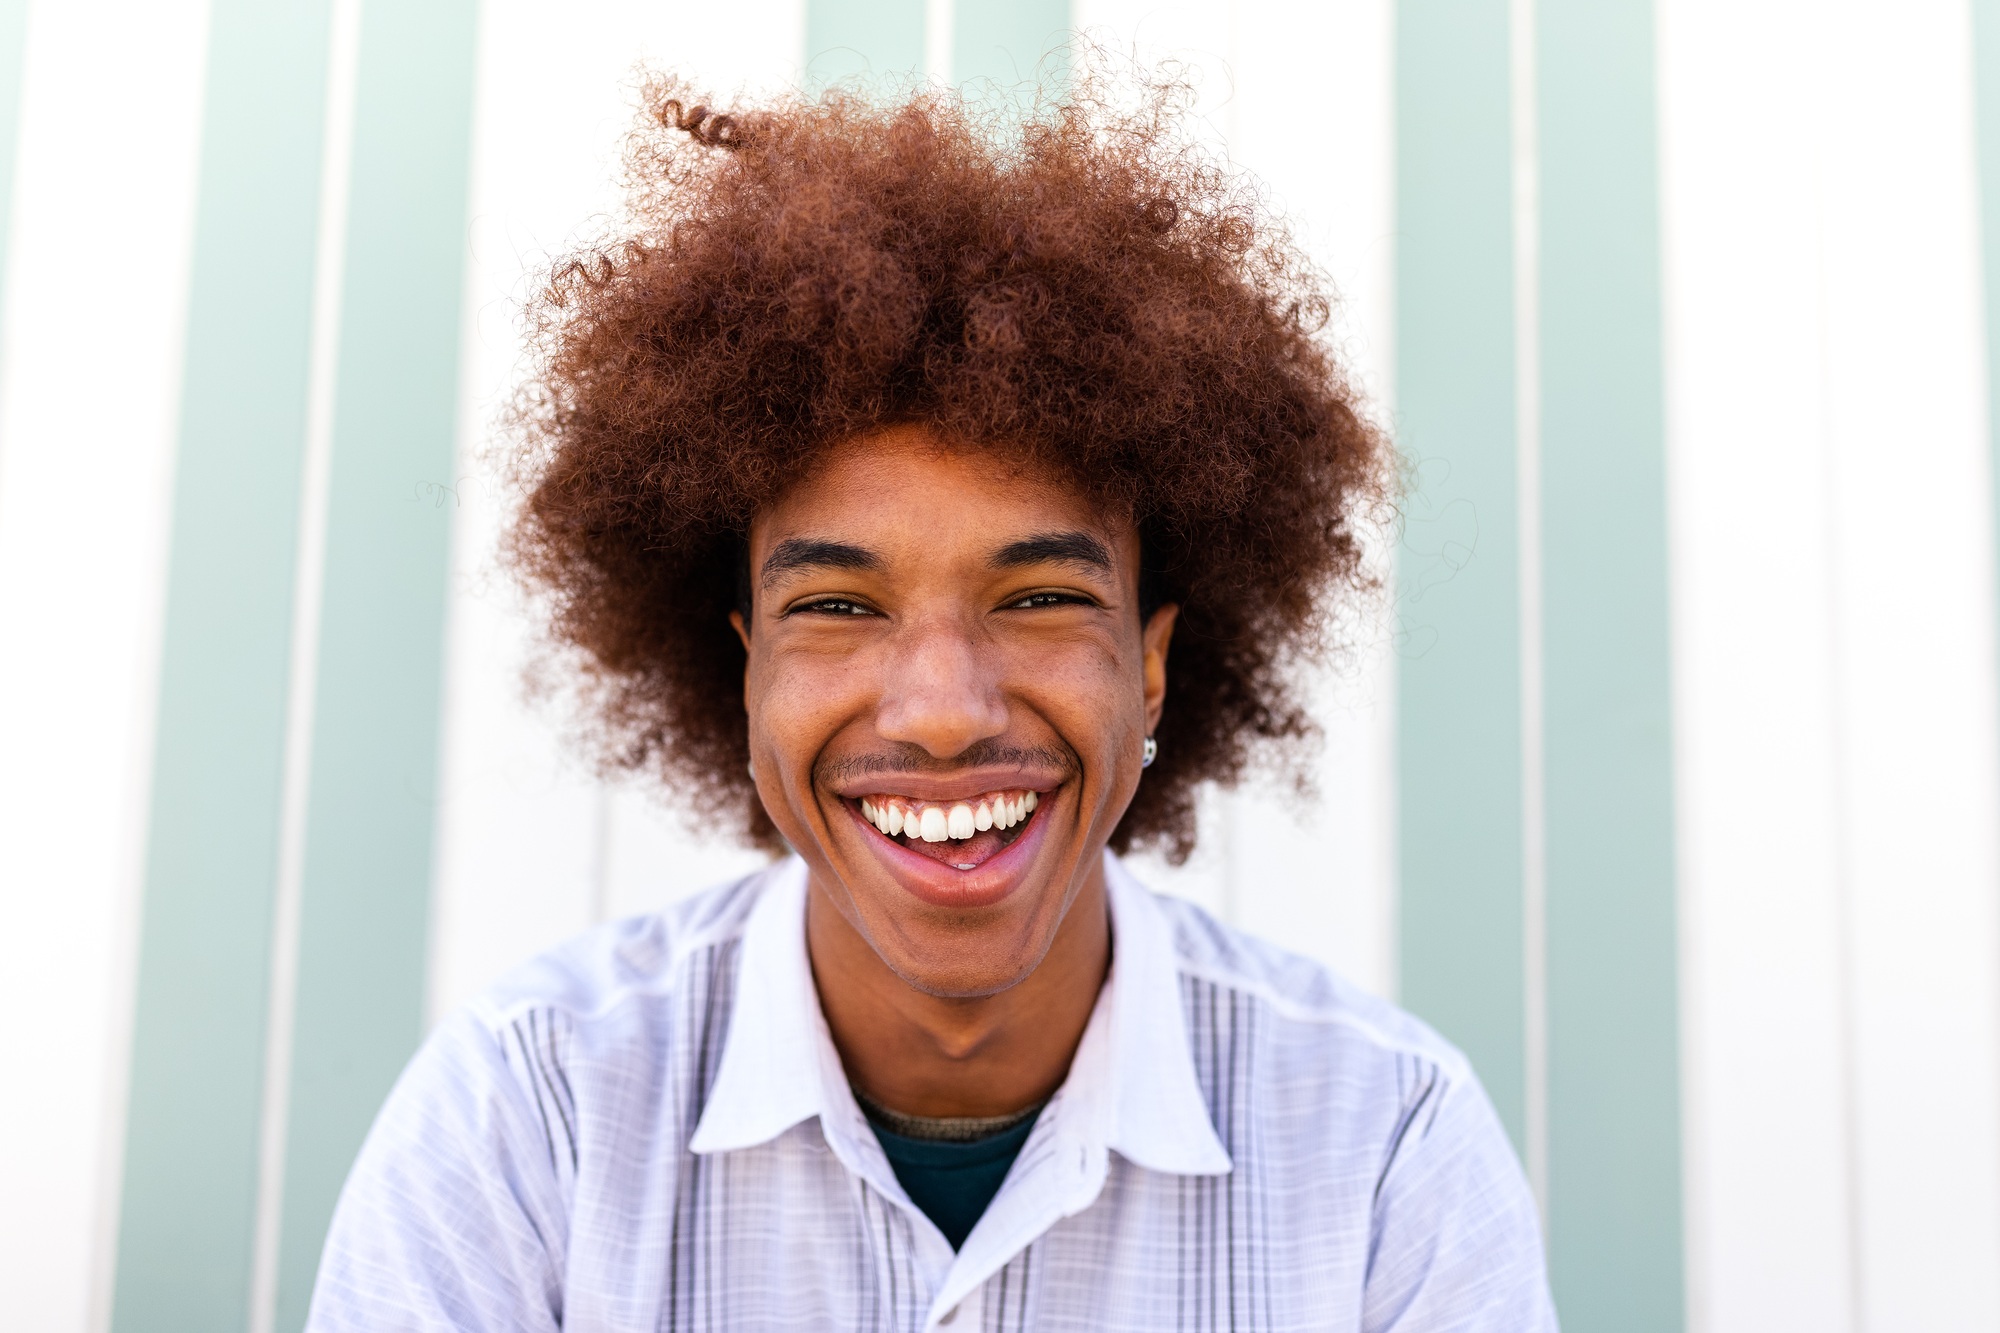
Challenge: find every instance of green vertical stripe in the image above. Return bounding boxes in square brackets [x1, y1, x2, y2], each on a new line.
[806, 0, 923, 89]
[1974, 2, 2000, 637]
[952, 0, 1069, 91]
[112, 4, 334, 1330]
[1535, 0, 1682, 1325]
[1393, 0, 1529, 1150]
[271, 3, 480, 1326]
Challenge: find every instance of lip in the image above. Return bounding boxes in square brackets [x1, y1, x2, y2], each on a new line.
[839, 788, 1056, 910]
[831, 764, 1064, 806]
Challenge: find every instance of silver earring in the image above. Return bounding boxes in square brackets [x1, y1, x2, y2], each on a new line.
[747, 758, 757, 781]
[1141, 736, 1158, 769]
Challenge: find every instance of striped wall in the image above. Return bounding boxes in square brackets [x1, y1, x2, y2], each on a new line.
[2, 2, 1999, 1331]
[103, 3, 480, 1329]
[1398, 2, 1682, 1323]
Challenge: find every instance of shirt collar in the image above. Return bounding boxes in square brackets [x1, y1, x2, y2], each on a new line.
[1100, 853, 1234, 1175]
[687, 852, 1231, 1178]
[684, 858, 833, 1156]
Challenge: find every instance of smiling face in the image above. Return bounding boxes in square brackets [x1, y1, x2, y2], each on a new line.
[735, 424, 1176, 999]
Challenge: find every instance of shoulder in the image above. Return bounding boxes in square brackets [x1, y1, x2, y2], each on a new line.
[1127, 873, 1546, 1304]
[1116, 867, 1495, 1168]
[1141, 882, 1473, 1085]
[309, 873, 780, 1330]
[389, 865, 780, 1176]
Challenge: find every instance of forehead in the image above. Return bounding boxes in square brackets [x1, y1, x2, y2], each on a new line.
[751, 426, 1135, 563]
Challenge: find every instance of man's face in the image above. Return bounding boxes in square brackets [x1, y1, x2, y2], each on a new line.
[736, 424, 1175, 998]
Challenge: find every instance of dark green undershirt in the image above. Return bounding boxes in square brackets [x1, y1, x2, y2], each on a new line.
[864, 1108, 1042, 1249]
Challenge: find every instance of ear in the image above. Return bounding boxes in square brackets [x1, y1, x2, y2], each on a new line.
[1140, 603, 1178, 735]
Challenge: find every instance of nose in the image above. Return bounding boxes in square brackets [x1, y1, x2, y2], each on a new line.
[873, 611, 1009, 759]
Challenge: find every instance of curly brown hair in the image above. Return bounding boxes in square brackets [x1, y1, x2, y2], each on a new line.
[507, 70, 1389, 863]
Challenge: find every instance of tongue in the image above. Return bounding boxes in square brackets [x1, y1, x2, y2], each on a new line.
[901, 828, 1010, 868]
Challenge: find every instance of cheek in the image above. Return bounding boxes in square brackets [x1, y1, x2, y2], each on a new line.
[1013, 640, 1146, 755]
[748, 646, 872, 757]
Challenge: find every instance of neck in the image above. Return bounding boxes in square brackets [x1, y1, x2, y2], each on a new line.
[805, 865, 1112, 1121]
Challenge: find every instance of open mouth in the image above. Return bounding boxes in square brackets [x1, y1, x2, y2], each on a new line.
[853, 789, 1041, 871]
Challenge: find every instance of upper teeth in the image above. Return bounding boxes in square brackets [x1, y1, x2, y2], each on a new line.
[858, 790, 1040, 843]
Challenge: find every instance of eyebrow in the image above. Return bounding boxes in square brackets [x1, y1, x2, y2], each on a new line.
[989, 530, 1115, 575]
[759, 537, 882, 587]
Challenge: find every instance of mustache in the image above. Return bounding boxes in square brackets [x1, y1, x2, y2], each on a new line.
[814, 739, 1078, 785]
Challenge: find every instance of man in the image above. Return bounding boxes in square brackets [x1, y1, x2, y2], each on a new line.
[308, 75, 1554, 1330]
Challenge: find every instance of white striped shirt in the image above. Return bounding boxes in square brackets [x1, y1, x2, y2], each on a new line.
[308, 854, 1556, 1331]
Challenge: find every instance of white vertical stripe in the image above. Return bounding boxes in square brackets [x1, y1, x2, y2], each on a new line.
[1819, 4, 2000, 1327]
[1663, 1, 2000, 1328]
[597, 786, 773, 920]
[1078, 0, 1401, 1000]
[924, 0, 953, 81]
[1814, 40, 1868, 1315]
[427, 0, 807, 1024]
[0, 3, 210, 1330]
[584, 0, 795, 925]
[1506, 0, 1548, 1222]
[1658, 2, 1857, 1325]
[247, 1, 360, 1328]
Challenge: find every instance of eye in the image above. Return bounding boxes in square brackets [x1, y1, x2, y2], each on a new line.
[1007, 591, 1091, 610]
[792, 597, 878, 617]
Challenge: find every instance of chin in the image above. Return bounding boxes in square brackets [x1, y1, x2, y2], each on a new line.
[859, 860, 1079, 1000]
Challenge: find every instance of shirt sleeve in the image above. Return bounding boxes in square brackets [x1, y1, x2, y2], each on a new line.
[305, 1011, 570, 1333]
[1361, 1061, 1558, 1332]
